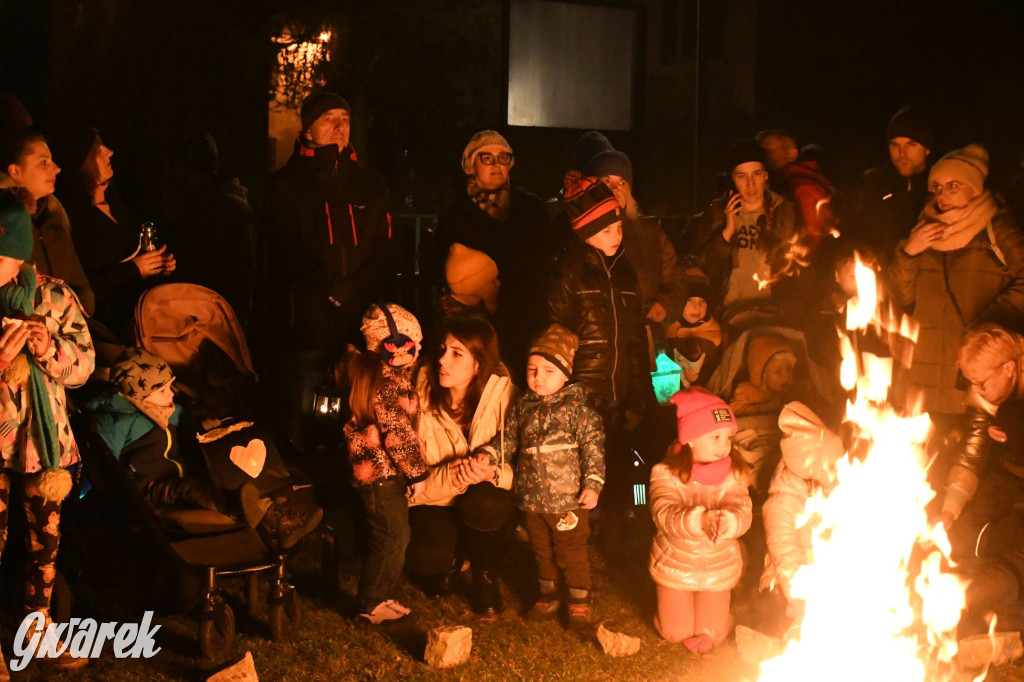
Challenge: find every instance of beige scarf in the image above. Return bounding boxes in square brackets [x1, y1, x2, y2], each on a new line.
[921, 190, 999, 251]
[466, 178, 512, 221]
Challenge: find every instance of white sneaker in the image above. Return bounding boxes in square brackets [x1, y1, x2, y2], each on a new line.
[359, 600, 410, 625]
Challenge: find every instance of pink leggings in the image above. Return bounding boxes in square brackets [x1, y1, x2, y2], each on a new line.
[655, 585, 732, 647]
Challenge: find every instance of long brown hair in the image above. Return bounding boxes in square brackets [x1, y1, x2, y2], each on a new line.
[346, 350, 384, 428]
[663, 442, 751, 486]
[426, 314, 506, 425]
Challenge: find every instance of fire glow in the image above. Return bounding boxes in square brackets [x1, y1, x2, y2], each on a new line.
[758, 255, 969, 681]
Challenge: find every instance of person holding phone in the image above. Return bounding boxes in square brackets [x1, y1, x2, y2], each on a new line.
[688, 139, 799, 332]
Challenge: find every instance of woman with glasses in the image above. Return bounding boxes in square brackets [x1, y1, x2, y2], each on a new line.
[430, 130, 556, 378]
[889, 144, 1024, 415]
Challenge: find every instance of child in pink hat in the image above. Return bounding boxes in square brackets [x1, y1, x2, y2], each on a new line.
[648, 388, 752, 653]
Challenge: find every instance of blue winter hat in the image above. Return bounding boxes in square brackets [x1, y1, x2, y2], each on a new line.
[0, 191, 34, 261]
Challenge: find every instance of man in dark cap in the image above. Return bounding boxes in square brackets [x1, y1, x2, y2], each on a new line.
[848, 105, 934, 265]
[262, 91, 396, 449]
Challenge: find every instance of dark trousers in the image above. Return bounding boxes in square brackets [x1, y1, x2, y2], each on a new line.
[406, 483, 513, 578]
[0, 470, 64, 614]
[355, 478, 410, 612]
[522, 509, 592, 591]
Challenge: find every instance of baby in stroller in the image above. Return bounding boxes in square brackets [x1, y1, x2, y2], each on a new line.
[88, 347, 322, 548]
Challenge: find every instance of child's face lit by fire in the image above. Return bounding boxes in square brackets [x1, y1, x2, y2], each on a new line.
[763, 354, 796, 393]
[526, 354, 568, 397]
[144, 380, 175, 408]
[682, 297, 708, 324]
[690, 426, 733, 463]
[584, 222, 623, 257]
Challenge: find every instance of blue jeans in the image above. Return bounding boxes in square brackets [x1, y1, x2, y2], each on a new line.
[355, 478, 410, 612]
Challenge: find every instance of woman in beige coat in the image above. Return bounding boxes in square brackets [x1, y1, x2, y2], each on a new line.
[406, 315, 516, 618]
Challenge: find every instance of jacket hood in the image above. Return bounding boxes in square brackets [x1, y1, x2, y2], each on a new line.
[87, 391, 141, 416]
[779, 401, 843, 486]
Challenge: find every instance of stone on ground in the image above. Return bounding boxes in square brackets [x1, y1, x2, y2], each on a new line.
[597, 622, 641, 657]
[425, 626, 472, 668]
[957, 631, 1024, 669]
[207, 651, 259, 681]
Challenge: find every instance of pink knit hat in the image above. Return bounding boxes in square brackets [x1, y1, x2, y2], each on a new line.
[670, 388, 737, 445]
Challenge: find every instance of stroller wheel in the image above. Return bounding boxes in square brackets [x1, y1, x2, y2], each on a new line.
[268, 587, 302, 642]
[198, 599, 235, 660]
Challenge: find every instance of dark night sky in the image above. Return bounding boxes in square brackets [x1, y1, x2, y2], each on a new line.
[2, 0, 1023, 215]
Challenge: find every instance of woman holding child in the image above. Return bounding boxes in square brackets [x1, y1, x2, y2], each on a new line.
[406, 315, 516, 619]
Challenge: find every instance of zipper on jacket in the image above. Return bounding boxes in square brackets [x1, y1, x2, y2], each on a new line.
[349, 204, 358, 246]
[163, 427, 183, 478]
[602, 252, 623, 402]
[324, 203, 334, 245]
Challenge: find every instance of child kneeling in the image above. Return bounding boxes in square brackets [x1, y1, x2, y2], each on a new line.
[478, 324, 605, 631]
[650, 388, 752, 652]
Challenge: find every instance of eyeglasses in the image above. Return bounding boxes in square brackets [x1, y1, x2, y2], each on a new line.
[477, 152, 513, 166]
[929, 180, 964, 196]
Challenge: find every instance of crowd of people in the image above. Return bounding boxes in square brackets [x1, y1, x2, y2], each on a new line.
[3, 85, 1024, 667]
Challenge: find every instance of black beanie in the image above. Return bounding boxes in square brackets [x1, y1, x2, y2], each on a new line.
[573, 131, 614, 172]
[724, 138, 767, 173]
[300, 92, 351, 133]
[49, 124, 99, 174]
[585, 149, 634, 186]
[887, 105, 933, 151]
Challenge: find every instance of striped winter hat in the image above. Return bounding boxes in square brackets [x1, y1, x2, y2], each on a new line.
[563, 171, 622, 241]
[529, 324, 578, 379]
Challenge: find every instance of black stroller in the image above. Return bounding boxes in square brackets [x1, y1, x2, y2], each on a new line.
[64, 283, 337, 660]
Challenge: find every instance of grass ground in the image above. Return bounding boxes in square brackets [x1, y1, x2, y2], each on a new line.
[4, 446, 1024, 681]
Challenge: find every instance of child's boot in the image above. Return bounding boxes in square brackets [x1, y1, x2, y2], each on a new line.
[566, 587, 593, 634]
[526, 579, 561, 621]
[471, 569, 502, 621]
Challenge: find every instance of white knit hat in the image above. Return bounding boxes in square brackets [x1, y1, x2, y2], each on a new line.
[929, 143, 989, 196]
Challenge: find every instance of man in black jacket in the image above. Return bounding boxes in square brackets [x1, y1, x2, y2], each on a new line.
[263, 91, 396, 447]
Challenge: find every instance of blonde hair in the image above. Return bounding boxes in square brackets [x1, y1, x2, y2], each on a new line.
[957, 323, 1021, 373]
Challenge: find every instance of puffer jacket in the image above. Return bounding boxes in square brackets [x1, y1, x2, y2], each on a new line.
[478, 382, 605, 514]
[648, 458, 752, 592]
[263, 138, 396, 350]
[0, 274, 95, 474]
[88, 393, 187, 488]
[343, 363, 428, 487]
[760, 402, 843, 594]
[547, 238, 652, 415]
[412, 369, 516, 507]
[889, 208, 1024, 414]
[687, 189, 799, 315]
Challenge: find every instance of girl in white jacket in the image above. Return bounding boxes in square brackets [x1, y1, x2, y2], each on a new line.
[650, 388, 752, 652]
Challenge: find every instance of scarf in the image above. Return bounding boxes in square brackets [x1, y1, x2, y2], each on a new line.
[0, 264, 69, 500]
[920, 190, 999, 252]
[466, 178, 512, 221]
[691, 456, 733, 486]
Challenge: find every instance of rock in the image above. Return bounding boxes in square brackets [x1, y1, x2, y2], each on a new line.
[207, 651, 259, 681]
[596, 623, 641, 657]
[424, 626, 472, 668]
[957, 631, 1024, 669]
[735, 625, 783, 664]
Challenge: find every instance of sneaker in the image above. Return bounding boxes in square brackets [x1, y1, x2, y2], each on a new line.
[526, 594, 561, 621]
[358, 600, 410, 625]
[567, 601, 593, 634]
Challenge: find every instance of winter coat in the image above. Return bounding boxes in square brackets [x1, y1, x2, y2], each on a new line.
[88, 393, 187, 489]
[760, 402, 843, 594]
[888, 209, 1024, 414]
[478, 382, 605, 514]
[263, 139, 396, 351]
[0, 274, 95, 474]
[622, 216, 689, 322]
[687, 190, 799, 316]
[431, 187, 557, 368]
[412, 369, 516, 507]
[343, 363, 428, 487]
[165, 177, 256, 326]
[547, 238, 653, 416]
[62, 184, 148, 333]
[849, 164, 930, 265]
[0, 175, 95, 316]
[777, 160, 835, 251]
[648, 459, 752, 592]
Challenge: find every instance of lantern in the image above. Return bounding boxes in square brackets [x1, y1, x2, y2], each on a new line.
[650, 351, 682, 405]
